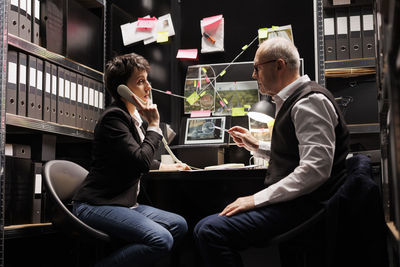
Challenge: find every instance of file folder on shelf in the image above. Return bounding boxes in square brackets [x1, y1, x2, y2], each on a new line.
[43, 61, 51, 122]
[99, 82, 105, 114]
[349, 6, 362, 59]
[324, 8, 336, 61]
[19, 0, 31, 41]
[17, 52, 27, 117]
[76, 74, 83, 129]
[9, 0, 19, 36]
[33, 0, 40, 45]
[50, 64, 57, 123]
[57, 66, 65, 125]
[32, 162, 42, 223]
[88, 79, 95, 132]
[5, 143, 31, 158]
[70, 72, 77, 127]
[36, 58, 43, 120]
[361, 6, 375, 58]
[83, 76, 90, 131]
[26, 0, 32, 42]
[7, 50, 18, 115]
[335, 7, 350, 60]
[5, 157, 34, 225]
[64, 70, 71, 126]
[27, 55, 37, 119]
[94, 81, 100, 126]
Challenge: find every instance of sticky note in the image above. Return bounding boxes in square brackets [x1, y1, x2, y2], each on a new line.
[202, 14, 223, 32]
[157, 31, 169, 43]
[258, 28, 269, 39]
[223, 98, 228, 104]
[176, 49, 198, 60]
[232, 107, 246, 116]
[166, 90, 172, 94]
[271, 26, 279, 31]
[219, 100, 225, 107]
[205, 76, 210, 83]
[191, 110, 211, 118]
[219, 70, 226, 77]
[186, 91, 200, 105]
[200, 91, 206, 97]
[137, 17, 157, 30]
[202, 67, 207, 73]
[242, 45, 248, 50]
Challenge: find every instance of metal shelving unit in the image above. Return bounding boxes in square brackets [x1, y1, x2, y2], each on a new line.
[0, 0, 106, 265]
[314, 0, 326, 86]
[0, 0, 8, 265]
[8, 34, 103, 82]
[6, 113, 94, 140]
[325, 57, 376, 69]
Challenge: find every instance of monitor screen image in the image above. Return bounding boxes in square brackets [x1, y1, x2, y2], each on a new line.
[184, 117, 226, 144]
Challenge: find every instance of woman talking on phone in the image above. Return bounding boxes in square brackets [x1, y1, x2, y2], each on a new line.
[72, 53, 189, 267]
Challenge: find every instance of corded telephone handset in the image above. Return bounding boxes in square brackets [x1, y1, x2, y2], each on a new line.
[117, 84, 149, 111]
[117, 84, 185, 166]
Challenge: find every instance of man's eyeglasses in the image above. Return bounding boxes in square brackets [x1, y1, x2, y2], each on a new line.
[253, 59, 277, 73]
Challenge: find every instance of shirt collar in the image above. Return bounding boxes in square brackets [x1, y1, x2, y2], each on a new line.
[132, 109, 143, 128]
[272, 75, 311, 115]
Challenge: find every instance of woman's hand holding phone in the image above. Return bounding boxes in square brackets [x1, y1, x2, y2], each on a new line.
[130, 91, 160, 127]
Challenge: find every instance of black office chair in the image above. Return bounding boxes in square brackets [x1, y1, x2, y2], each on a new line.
[261, 154, 387, 267]
[42, 160, 110, 242]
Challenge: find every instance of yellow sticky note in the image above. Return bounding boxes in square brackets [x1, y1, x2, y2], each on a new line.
[186, 91, 200, 105]
[242, 44, 248, 50]
[271, 26, 279, 31]
[202, 67, 207, 73]
[223, 98, 229, 104]
[244, 104, 251, 109]
[200, 91, 206, 97]
[258, 28, 269, 39]
[232, 107, 246, 116]
[157, 31, 169, 43]
[219, 70, 226, 77]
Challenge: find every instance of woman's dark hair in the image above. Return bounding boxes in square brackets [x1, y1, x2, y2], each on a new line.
[104, 53, 150, 100]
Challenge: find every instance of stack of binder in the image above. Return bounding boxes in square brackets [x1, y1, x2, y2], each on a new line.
[323, 5, 376, 61]
[8, 0, 41, 45]
[6, 48, 105, 132]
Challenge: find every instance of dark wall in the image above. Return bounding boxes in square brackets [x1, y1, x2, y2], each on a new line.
[107, 0, 177, 128]
[178, 0, 315, 74]
[106, 0, 316, 138]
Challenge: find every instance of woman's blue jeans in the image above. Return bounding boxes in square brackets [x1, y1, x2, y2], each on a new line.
[73, 202, 188, 267]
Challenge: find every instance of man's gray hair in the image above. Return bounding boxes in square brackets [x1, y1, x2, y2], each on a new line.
[259, 37, 300, 71]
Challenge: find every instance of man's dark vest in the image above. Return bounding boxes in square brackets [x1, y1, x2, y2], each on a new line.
[265, 81, 349, 201]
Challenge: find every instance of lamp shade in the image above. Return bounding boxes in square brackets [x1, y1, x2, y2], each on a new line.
[247, 99, 275, 123]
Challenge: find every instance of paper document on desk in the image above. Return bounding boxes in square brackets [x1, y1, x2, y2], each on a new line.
[204, 163, 244, 170]
[203, 164, 262, 170]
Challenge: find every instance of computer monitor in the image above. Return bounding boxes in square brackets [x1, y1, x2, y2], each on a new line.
[184, 116, 226, 144]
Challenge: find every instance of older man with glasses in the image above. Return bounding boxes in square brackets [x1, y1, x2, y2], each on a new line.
[193, 37, 350, 267]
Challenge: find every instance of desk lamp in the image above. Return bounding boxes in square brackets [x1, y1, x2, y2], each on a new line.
[247, 98, 275, 167]
[247, 98, 275, 123]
